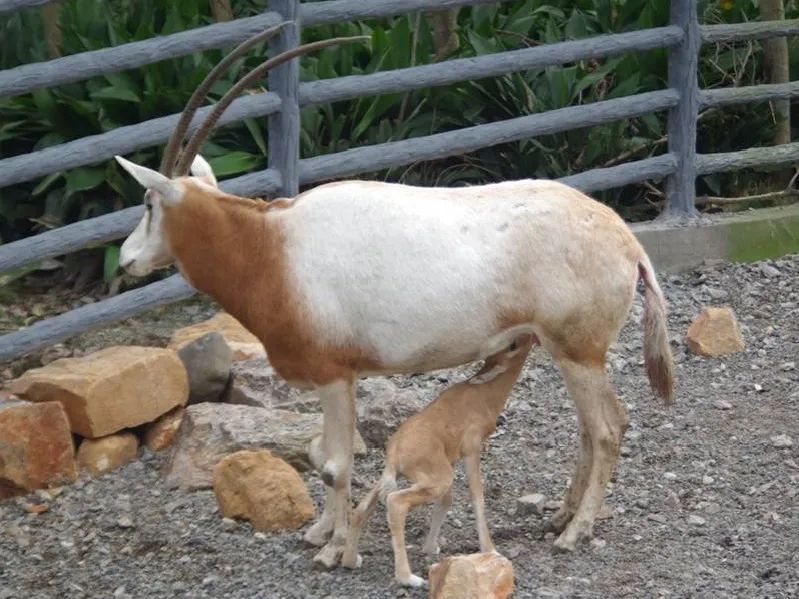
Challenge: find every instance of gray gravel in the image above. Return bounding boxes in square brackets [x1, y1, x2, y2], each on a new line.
[1, 254, 798, 598]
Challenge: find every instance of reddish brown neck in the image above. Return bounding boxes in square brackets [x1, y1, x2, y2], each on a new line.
[162, 185, 281, 331]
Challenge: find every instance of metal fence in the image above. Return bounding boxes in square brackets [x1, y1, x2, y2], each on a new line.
[0, 0, 797, 361]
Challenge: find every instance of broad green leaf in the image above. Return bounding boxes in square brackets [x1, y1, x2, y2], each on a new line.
[103, 245, 120, 282]
[207, 152, 261, 177]
[65, 167, 106, 197]
[91, 86, 141, 103]
[32, 172, 63, 197]
[243, 118, 268, 156]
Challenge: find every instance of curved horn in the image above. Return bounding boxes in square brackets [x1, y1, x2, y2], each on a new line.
[174, 35, 370, 176]
[159, 21, 291, 176]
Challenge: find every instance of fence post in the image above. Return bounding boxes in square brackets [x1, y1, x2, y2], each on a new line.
[268, 0, 300, 197]
[664, 0, 700, 219]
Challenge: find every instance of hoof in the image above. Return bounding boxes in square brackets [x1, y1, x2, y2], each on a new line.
[545, 508, 573, 534]
[313, 542, 344, 569]
[304, 521, 333, 547]
[552, 521, 592, 553]
[340, 552, 363, 569]
[397, 574, 426, 588]
[552, 536, 577, 553]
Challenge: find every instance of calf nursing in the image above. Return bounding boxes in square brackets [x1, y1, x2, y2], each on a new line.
[113, 25, 674, 568]
[341, 333, 536, 587]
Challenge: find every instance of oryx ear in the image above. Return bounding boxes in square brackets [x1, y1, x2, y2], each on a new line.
[190, 155, 217, 187]
[114, 156, 183, 205]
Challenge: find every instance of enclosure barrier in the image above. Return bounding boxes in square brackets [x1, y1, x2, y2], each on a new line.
[0, 0, 797, 361]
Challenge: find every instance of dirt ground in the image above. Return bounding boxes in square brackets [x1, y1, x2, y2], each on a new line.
[0, 254, 797, 599]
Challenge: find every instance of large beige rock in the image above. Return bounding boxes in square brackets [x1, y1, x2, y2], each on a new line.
[0, 397, 77, 499]
[143, 407, 185, 452]
[77, 432, 139, 476]
[213, 450, 315, 532]
[686, 306, 745, 357]
[163, 402, 366, 490]
[10, 346, 188, 438]
[169, 313, 265, 361]
[429, 553, 515, 599]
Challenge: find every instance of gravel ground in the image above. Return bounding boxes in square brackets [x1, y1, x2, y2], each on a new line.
[1, 254, 798, 599]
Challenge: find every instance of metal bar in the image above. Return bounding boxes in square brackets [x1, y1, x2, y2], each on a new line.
[0, 92, 280, 189]
[0, 274, 196, 362]
[696, 142, 799, 175]
[299, 27, 684, 106]
[700, 81, 799, 107]
[701, 19, 799, 44]
[267, 0, 301, 197]
[298, 90, 680, 184]
[0, 11, 281, 98]
[301, 0, 504, 27]
[664, 0, 700, 219]
[558, 154, 678, 193]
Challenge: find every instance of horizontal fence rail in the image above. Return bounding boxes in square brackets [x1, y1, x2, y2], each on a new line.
[0, 0, 53, 12]
[0, 170, 283, 273]
[0, 11, 282, 97]
[299, 26, 684, 104]
[700, 81, 799, 106]
[298, 90, 680, 184]
[1, 0, 799, 362]
[300, 0, 500, 27]
[701, 18, 799, 43]
[0, 92, 281, 189]
[697, 141, 799, 175]
[0, 274, 196, 361]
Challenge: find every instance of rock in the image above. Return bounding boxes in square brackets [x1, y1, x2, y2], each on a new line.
[713, 400, 733, 410]
[176, 332, 232, 403]
[685, 307, 745, 357]
[225, 359, 316, 412]
[647, 513, 669, 525]
[516, 493, 546, 516]
[143, 407, 185, 452]
[76, 432, 139, 476]
[759, 263, 780, 278]
[355, 378, 427, 447]
[428, 552, 514, 599]
[163, 403, 366, 490]
[688, 515, 706, 526]
[771, 434, 793, 448]
[10, 346, 188, 438]
[780, 361, 796, 371]
[0, 397, 77, 499]
[169, 313, 264, 361]
[213, 450, 315, 532]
